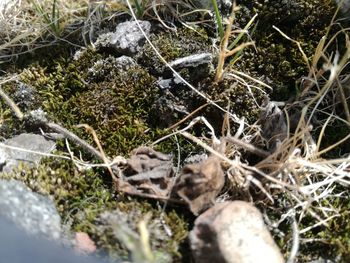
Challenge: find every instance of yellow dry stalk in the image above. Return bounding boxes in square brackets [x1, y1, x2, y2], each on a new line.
[214, 1, 255, 82]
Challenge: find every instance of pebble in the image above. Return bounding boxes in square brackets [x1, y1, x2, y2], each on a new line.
[190, 201, 284, 263]
[0, 179, 61, 240]
[0, 133, 56, 173]
[95, 20, 151, 55]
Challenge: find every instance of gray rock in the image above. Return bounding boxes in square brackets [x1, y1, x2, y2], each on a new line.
[334, 0, 350, 18]
[162, 53, 213, 85]
[95, 20, 151, 55]
[0, 179, 61, 241]
[88, 55, 136, 79]
[157, 78, 173, 90]
[13, 82, 36, 111]
[0, 216, 106, 263]
[0, 133, 56, 173]
[190, 201, 284, 263]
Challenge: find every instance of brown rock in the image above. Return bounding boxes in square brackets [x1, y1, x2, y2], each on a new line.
[190, 201, 284, 263]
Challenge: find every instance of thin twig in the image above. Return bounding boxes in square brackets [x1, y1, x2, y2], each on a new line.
[0, 86, 24, 120]
[77, 124, 118, 182]
[46, 122, 104, 161]
[286, 212, 300, 263]
[166, 102, 210, 131]
[224, 136, 270, 158]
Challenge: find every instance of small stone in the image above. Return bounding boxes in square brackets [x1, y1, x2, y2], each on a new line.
[334, 0, 350, 18]
[95, 20, 151, 55]
[190, 201, 284, 263]
[0, 179, 61, 241]
[88, 55, 136, 79]
[75, 232, 96, 255]
[0, 133, 56, 173]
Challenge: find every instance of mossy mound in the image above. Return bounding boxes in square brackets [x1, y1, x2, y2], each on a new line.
[12, 49, 161, 156]
[235, 0, 337, 99]
[136, 27, 212, 76]
[70, 64, 159, 156]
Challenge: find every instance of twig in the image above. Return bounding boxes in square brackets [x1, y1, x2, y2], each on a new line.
[0, 86, 24, 120]
[77, 124, 117, 182]
[286, 212, 300, 263]
[336, 77, 350, 127]
[45, 122, 104, 161]
[166, 102, 210, 131]
[224, 136, 270, 158]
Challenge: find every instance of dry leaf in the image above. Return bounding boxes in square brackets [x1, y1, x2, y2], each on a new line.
[124, 146, 174, 196]
[174, 156, 225, 215]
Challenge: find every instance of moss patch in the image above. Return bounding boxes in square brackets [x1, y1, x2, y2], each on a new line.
[236, 0, 337, 99]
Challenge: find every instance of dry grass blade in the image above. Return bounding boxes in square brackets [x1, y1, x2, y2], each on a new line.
[76, 124, 117, 181]
[215, 1, 255, 82]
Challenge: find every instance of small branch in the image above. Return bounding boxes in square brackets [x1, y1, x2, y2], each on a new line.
[336, 77, 350, 127]
[166, 102, 210, 131]
[46, 122, 104, 161]
[0, 86, 24, 120]
[224, 136, 270, 158]
[77, 124, 118, 182]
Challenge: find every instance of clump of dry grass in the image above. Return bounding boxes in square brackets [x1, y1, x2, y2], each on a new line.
[131, 0, 350, 259]
[0, 0, 90, 63]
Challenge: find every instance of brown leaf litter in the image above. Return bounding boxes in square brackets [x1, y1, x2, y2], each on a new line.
[173, 156, 225, 215]
[119, 146, 225, 215]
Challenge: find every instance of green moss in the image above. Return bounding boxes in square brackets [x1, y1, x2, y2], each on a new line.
[16, 49, 159, 156]
[137, 27, 212, 76]
[235, 0, 337, 100]
[70, 65, 159, 156]
[0, 44, 193, 260]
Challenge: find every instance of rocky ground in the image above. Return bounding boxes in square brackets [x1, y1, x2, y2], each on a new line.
[0, 0, 350, 262]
